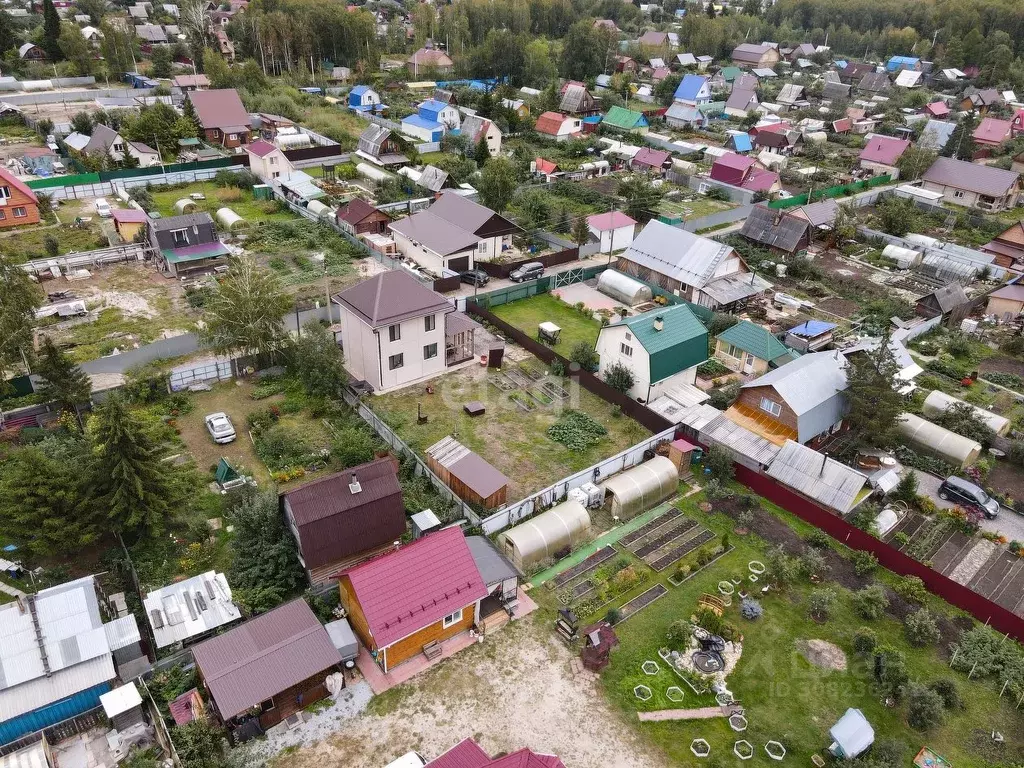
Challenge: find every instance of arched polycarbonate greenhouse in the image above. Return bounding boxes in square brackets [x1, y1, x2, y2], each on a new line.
[896, 412, 982, 469]
[497, 500, 591, 571]
[600, 455, 679, 519]
[922, 390, 1010, 437]
[597, 269, 654, 307]
[216, 207, 246, 233]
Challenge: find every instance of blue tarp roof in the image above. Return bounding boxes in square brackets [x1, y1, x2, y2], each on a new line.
[788, 320, 837, 337]
[674, 74, 708, 102]
[886, 56, 919, 72]
[835, 60, 848, 68]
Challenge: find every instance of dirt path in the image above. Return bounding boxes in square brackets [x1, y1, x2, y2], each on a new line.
[274, 616, 671, 768]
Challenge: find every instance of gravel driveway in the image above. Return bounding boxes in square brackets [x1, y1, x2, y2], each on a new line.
[912, 469, 1024, 543]
[274, 615, 670, 768]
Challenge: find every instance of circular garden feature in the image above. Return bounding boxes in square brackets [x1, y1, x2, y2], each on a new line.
[765, 741, 786, 761]
[748, 560, 766, 575]
[665, 686, 684, 703]
[642, 660, 660, 676]
[690, 739, 711, 758]
[728, 713, 748, 732]
[734, 741, 754, 760]
[633, 685, 652, 701]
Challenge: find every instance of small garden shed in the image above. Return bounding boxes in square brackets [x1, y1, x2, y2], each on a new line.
[599, 455, 679, 518]
[497, 499, 591, 570]
[426, 436, 509, 508]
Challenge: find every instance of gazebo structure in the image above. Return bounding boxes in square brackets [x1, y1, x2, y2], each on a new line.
[829, 708, 874, 759]
[446, 312, 480, 366]
[580, 621, 619, 671]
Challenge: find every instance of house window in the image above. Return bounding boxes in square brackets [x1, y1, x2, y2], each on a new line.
[388, 353, 404, 370]
[424, 314, 435, 332]
[625, 332, 632, 341]
[953, 189, 965, 199]
[477, 241, 487, 253]
[228, 133, 238, 141]
[424, 342, 438, 359]
[724, 343, 742, 358]
[620, 343, 633, 357]
[442, 608, 463, 629]
[12, 207, 25, 218]
[0, 210, 7, 219]
[0, 185, 10, 200]
[759, 397, 782, 417]
[113, 142, 124, 153]
[170, 228, 189, 246]
[269, 156, 277, 165]
[388, 324, 401, 342]
[260, 699, 275, 712]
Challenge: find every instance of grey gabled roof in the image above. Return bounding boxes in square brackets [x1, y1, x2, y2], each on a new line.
[766, 440, 867, 513]
[822, 81, 851, 100]
[777, 83, 806, 104]
[357, 124, 391, 156]
[559, 84, 596, 114]
[795, 198, 839, 227]
[620, 220, 736, 289]
[742, 351, 848, 442]
[417, 164, 449, 192]
[857, 72, 890, 92]
[918, 282, 969, 313]
[85, 123, 120, 154]
[918, 119, 956, 150]
[389, 210, 480, 257]
[740, 205, 809, 253]
[922, 156, 1020, 197]
[150, 212, 214, 231]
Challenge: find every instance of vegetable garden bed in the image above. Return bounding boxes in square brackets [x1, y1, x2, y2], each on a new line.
[619, 506, 683, 548]
[618, 584, 668, 622]
[550, 546, 618, 588]
[650, 530, 716, 571]
[632, 519, 699, 559]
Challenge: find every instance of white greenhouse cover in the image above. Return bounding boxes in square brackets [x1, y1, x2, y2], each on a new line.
[600, 455, 679, 519]
[497, 500, 591, 569]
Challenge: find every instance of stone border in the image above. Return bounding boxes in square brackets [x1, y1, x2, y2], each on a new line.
[735, 740, 754, 760]
[691, 739, 710, 758]
[642, 660, 660, 676]
[718, 580, 735, 595]
[634, 685, 652, 701]
[748, 560, 766, 575]
[665, 686, 684, 703]
[728, 713, 748, 732]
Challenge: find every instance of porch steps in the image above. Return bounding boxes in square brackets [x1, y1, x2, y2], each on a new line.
[481, 610, 510, 635]
[422, 640, 442, 661]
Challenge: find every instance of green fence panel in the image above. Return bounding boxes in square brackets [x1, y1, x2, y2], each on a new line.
[767, 175, 892, 209]
[28, 172, 101, 189]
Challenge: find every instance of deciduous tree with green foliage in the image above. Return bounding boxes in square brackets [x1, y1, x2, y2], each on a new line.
[603, 361, 635, 392]
[88, 394, 181, 537]
[895, 145, 936, 181]
[58, 22, 93, 75]
[172, 718, 226, 768]
[0, 254, 41, 388]
[36, 336, 92, 417]
[202, 256, 293, 358]
[100, 21, 138, 77]
[618, 174, 662, 220]
[228, 490, 304, 613]
[291, 321, 346, 400]
[477, 156, 519, 212]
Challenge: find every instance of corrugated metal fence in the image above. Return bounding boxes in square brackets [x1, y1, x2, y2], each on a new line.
[734, 463, 1024, 642]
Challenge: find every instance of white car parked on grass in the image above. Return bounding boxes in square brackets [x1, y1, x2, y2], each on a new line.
[204, 412, 236, 444]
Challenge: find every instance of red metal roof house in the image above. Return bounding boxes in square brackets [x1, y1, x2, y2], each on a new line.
[858, 134, 910, 175]
[0, 165, 40, 229]
[427, 739, 566, 768]
[337, 526, 488, 674]
[281, 456, 407, 585]
[710, 153, 780, 193]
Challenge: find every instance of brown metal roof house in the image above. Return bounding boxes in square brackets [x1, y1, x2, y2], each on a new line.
[187, 88, 252, 148]
[281, 456, 408, 585]
[191, 599, 342, 740]
[336, 197, 390, 236]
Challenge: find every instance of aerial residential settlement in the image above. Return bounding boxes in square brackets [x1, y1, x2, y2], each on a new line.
[1, 1, 1024, 767]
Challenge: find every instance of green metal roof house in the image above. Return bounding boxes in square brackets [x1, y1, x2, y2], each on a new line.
[596, 303, 708, 403]
[602, 105, 650, 133]
[714, 320, 797, 375]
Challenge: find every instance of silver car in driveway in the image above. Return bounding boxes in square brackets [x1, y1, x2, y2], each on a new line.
[204, 412, 236, 444]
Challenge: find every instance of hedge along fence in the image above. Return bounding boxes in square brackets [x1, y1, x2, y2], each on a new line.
[467, 300, 675, 435]
[767, 174, 893, 210]
[733, 463, 1024, 643]
[476, 247, 581, 279]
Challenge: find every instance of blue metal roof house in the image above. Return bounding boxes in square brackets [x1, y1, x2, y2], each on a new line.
[725, 132, 753, 152]
[674, 74, 711, 105]
[0, 576, 145, 745]
[417, 99, 451, 123]
[348, 84, 382, 112]
[886, 56, 920, 72]
[401, 114, 444, 142]
[124, 72, 158, 88]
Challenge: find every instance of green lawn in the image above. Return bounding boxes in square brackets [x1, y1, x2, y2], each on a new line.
[149, 181, 299, 224]
[578, 492, 1024, 768]
[61, 307, 197, 363]
[370, 365, 649, 501]
[657, 196, 736, 221]
[0, 217, 108, 263]
[492, 293, 603, 351]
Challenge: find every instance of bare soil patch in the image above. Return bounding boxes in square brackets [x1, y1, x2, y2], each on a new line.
[980, 356, 1024, 377]
[796, 639, 847, 671]
[816, 297, 860, 319]
[274, 617, 671, 768]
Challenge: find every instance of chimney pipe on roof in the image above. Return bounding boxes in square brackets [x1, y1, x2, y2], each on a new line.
[653, 315, 664, 332]
[349, 473, 362, 494]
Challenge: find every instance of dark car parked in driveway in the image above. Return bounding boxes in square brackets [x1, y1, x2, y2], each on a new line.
[459, 269, 489, 286]
[509, 261, 545, 283]
[938, 475, 1000, 519]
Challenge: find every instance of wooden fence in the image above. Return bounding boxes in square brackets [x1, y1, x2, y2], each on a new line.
[476, 247, 580, 279]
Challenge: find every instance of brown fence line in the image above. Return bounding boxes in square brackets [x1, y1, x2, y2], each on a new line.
[466, 302, 675, 434]
[433, 275, 461, 293]
[733, 463, 1024, 643]
[476, 247, 580, 279]
[283, 144, 346, 162]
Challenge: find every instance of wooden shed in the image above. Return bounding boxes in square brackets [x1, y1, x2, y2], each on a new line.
[426, 436, 509, 508]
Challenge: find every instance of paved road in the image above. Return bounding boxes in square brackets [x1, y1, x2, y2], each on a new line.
[912, 469, 1024, 542]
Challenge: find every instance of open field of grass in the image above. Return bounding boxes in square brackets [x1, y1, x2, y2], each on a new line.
[149, 181, 299, 223]
[370, 364, 649, 500]
[0, 201, 109, 262]
[538, 491, 1024, 768]
[492, 293, 603, 351]
[657, 196, 736, 221]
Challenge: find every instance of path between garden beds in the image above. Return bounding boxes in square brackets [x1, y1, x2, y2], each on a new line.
[637, 706, 726, 722]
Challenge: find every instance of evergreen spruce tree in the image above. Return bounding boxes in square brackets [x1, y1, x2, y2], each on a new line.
[42, 0, 62, 60]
